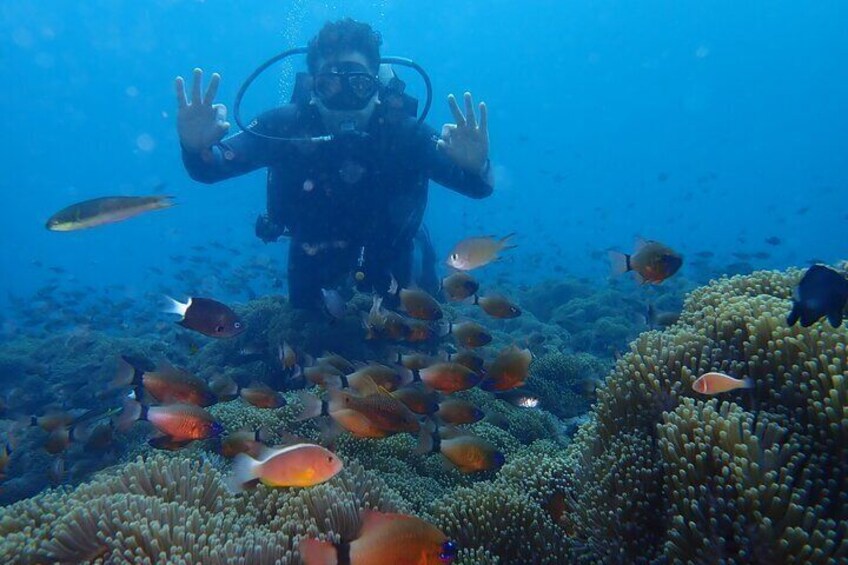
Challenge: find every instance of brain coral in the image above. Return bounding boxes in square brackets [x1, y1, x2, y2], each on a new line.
[561, 268, 848, 563]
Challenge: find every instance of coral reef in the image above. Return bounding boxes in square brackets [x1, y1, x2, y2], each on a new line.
[527, 352, 610, 419]
[0, 454, 404, 564]
[560, 269, 848, 563]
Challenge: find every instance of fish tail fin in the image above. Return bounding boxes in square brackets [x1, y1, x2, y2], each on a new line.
[388, 274, 399, 296]
[116, 399, 145, 432]
[163, 296, 190, 318]
[296, 392, 324, 421]
[111, 355, 144, 389]
[499, 232, 518, 249]
[786, 302, 801, 326]
[436, 320, 453, 338]
[298, 538, 339, 565]
[742, 377, 754, 389]
[608, 251, 631, 275]
[228, 453, 259, 493]
[397, 366, 415, 387]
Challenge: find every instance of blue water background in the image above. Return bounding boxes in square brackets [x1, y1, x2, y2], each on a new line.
[1, 1, 846, 316]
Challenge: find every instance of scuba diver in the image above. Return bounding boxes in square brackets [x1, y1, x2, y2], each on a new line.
[175, 18, 493, 310]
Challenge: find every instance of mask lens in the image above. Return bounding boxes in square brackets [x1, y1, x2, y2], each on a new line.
[347, 74, 378, 99]
[314, 73, 343, 99]
[314, 72, 378, 110]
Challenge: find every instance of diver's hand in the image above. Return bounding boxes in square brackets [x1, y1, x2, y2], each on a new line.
[175, 68, 231, 153]
[437, 92, 489, 173]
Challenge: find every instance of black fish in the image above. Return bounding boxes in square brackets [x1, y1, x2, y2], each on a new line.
[166, 296, 245, 338]
[787, 265, 848, 328]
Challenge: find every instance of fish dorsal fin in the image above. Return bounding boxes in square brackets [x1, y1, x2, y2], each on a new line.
[356, 375, 380, 396]
[359, 509, 403, 534]
[440, 425, 466, 440]
[634, 237, 651, 253]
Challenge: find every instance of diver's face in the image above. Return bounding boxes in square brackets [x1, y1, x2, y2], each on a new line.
[313, 51, 380, 130]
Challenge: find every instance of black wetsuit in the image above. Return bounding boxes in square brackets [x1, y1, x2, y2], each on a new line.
[181, 103, 492, 309]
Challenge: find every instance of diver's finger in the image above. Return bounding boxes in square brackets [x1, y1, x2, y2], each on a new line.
[441, 123, 457, 140]
[478, 101, 488, 134]
[464, 92, 477, 128]
[175, 76, 188, 109]
[203, 72, 221, 105]
[191, 68, 203, 105]
[447, 94, 466, 127]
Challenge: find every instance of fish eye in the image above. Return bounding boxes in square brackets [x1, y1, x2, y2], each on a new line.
[234, 322, 242, 329]
[327, 455, 334, 462]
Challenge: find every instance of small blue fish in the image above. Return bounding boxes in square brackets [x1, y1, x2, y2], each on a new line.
[787, 265, 848, 328]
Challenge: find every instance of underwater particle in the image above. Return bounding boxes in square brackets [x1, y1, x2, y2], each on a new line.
[136, 133, 156, 152]
[229, 443, 342, 490]
[694, 45, 710, 58]
[125, 85, 139, 97]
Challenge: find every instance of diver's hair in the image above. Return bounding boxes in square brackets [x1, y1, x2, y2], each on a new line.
[307, 18, 382, 74]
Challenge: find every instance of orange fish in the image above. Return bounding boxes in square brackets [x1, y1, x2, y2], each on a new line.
[436, 399, 485, 425]
[392, 384, 440, 415]
[475, 295, 521, 319]
[481, 346, 532, 392]
[300, 510, 458, 565]
[417, 425, 504, 474]
[447, 233, 516, 271]
[297, 384, 420, 438]
[328, 386, 420, 434]
[363, 296, 410, 341]
[304, 363, 346, 388]
[404, 320, 439, 343]
[608, 238, 683, 284]
[692, 372, 753, 395]
[209, 373, 239, 401]
[450, 350, 486, 373]
[393, 352, 437, 373]
[239, 383, 286, 409]
[230, 443, 343, 491]
[113, 356, 217, 407]
[316, 352, 355, 373]
[441, 272, 479, 301]
[346, 364, 413, 393]
[399, 288, 443, 321]
[117, 399, 223, 448]
[448, 321, 492, 348]
[27, 411, 73, 432]
[419, 362, 482, 393]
